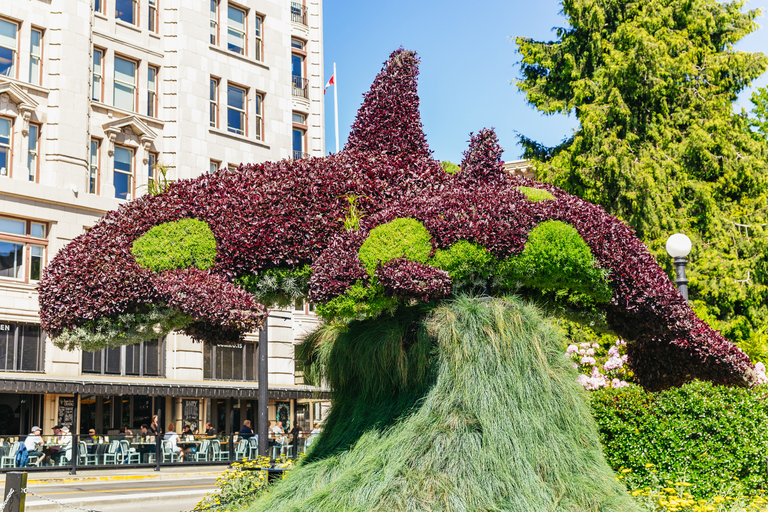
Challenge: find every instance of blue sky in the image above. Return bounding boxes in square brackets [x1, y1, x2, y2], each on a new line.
[322, 0, 768, 163]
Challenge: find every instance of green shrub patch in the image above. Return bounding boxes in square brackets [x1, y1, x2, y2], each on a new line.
[131, 218, 216, 272]
[591, 380, 768, 498]
[358, 217, 432, 275]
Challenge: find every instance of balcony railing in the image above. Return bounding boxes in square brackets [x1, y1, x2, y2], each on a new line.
[292, 150, 310, 160]
[292, 75, 309, 99]
[290, 2, 307, 25]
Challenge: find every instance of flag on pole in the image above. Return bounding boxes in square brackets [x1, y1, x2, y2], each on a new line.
[324, 73, 336, 95]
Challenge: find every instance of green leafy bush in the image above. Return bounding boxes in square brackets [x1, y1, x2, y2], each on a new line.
[517, 186, 555, 202]
[496, 220, 611, 306]
[315, 281, 398, 321]
[440, 160, 461, 175]
[131, 218, 216, 272]
[591, 380, 768, 498]
[358, 218, 432, 275]
[429, 240, 497, 293]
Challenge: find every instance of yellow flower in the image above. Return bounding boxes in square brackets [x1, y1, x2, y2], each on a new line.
[621, 468, 632, 473]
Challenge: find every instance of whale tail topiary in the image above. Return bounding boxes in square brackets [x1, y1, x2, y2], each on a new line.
[245, 296, 642, 511]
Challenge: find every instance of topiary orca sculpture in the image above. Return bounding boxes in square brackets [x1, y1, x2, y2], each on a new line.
[39, 48, 756, 391]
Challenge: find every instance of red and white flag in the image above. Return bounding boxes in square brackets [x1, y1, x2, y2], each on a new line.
[324, 73, 336, 94]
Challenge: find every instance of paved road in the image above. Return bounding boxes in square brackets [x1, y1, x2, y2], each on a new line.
[22, 475, 219, 512]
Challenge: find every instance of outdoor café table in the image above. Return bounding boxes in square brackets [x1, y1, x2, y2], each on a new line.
[131, 441, 157, 463]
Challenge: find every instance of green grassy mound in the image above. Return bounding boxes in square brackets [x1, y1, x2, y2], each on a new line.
[245, 296, 641, 511]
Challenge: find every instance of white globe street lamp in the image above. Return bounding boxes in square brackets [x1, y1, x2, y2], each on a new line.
[666, 233, 692, 300]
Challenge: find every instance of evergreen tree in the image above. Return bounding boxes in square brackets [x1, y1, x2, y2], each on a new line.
[516, 0, 768, 353]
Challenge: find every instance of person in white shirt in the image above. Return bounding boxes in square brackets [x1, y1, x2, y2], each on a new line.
[163, 423, 182, 461]
[24, 426, 45, 465]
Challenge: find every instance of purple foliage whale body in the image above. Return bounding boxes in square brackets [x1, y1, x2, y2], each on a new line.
[38, 49, 756, 391]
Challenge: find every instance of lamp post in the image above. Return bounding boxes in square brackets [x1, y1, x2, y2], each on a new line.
[666, 233, 692, 300]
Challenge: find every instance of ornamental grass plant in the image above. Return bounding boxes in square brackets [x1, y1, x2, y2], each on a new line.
[244, 296, 641, 511]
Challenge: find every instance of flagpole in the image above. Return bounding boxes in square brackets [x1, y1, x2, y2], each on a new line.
[333, 62, 339, 153]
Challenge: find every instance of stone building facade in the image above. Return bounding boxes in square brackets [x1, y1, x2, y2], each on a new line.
[0, 0, 327, 438]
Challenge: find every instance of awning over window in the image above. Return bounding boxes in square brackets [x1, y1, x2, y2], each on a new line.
[0, 375, 330, 400]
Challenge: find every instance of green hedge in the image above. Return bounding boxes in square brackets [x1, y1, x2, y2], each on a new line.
[131, 218, 216, 272]
[358, 218, 432, 275]
[496, 220, 612, 308]
[590, 380, 768, 498]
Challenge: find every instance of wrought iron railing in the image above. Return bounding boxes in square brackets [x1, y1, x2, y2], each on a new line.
[292, 75, 309, 99]
[290, 2, 307, 25]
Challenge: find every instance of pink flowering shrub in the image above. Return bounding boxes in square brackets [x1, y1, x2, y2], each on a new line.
[567, 340, 632, 390]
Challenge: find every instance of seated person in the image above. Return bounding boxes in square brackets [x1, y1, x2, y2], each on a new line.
[164, 423, 182, 461]
[204, 422, 216, 437]
[84, 429, 98, 453]
[180, 424, 197, 458]
[24, 426, 45, 466]
[181, 424, 194, 438]
[116, 426, 133, 440]
[138, 424, 156, 460]
[45, 425, 69, 465]
[238, 420, 254, 440]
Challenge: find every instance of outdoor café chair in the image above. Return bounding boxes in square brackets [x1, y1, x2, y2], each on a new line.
[161, 440, 180, 463]
[0, 442, 20, 468]
[192, 439, 210, 461]
[78, 441, 98, 465]
[210, 440, 229, 461]
[119, 440, 140, 464]
[102, 440, 120, 464]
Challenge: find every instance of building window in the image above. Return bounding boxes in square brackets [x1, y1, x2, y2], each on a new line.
[209, 159, 220, 174]
[210, 0, 219, 45]
[147, 151, 157, 185]
[209, 77, 219, 128]
[27, 123, 39, 182]
[83, 339, 164, 377]
[204, 343, 256, 381]
[147, 65, 158, 117]
[291, 39, 307, 99]
[0, 18, 18, 78]
[148, 0, 158, 32]
[227, 5, 246, 55]
[29, 28, 42, 86]
[114, 146, 133, 200]
[0, 217, 47, 282]
[254, 92, 263, 140]
[293, 112, 306, 159]
[227, 84, 246, 135]
[114, 56, 136, 111]
[0, 117, 11, 177]
[254, 14, 262, 61]
[0, 323, 44, 372]
[116, 0, 137, 25]
[92, 48, 104, 102]
[94, 0, 105, 14]
[89, 139, 100, 194]
[293, 128, 306, 160]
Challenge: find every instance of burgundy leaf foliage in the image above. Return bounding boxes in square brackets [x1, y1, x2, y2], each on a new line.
[39, 48, 755, 390]
[375, 258, 451, 302]
[344, 48, 431, 159]
[458, 128, 507, 186]
[157, 268, 267, 342]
